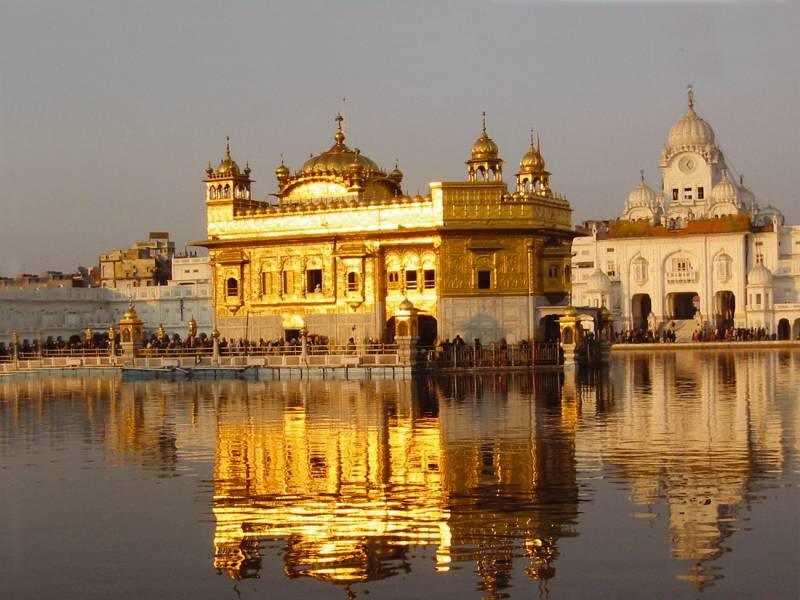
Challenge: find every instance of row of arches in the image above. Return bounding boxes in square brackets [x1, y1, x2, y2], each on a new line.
[209, 184, 250, 200]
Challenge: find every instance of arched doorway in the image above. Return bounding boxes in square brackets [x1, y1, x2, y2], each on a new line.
[667, 292, 699, 320]
[385, 317, 396, 343]
[777, 319, 791, 340]
[418, 316, 437, 347]
[632, 294, 652, 330]
[539, 315, 561, 342]
[715, 291, 736, 330]
[793, 318, 800, 340]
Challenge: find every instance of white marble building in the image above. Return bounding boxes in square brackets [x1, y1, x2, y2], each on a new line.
[571, 88, 800, 340]
[0, 257, 212, 344]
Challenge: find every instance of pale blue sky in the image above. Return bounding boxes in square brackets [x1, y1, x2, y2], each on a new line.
[1, 0, 798, 274]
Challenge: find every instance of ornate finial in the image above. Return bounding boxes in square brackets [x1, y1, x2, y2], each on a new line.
[640, 169, 645, 183]
[334, 113, 345, 145]
[225, 136, 231, 157]
[481, 111, 487, 134]
[529, 128, 535, 148]
[335, 113, 344, 131]
[536, 132, 541, 154]
[687, 84, 694, 109]
[280, 152, 285, 166]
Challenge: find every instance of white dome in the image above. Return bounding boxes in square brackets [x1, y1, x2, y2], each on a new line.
[747, 263, 773, 287]
[668, 89, 715, 149]
[586, 268, 612, 293]
[627, 179, 656, 208]
[709, 177, 740, 205]
[738, 181, 756, 210]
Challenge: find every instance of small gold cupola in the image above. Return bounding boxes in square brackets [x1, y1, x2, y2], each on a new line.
[204, 137, 252, 202]
[466, 112, 503, 182]
[516, 131, 550, 196]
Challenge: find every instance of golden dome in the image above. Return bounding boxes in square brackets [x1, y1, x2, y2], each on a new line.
[214, 137, 241, 177]
[388, 160, 403, 183]
[275, 160, 290, 177]
[122, 302, 140, 322]
[519, 136, 545, 171]
[471, 130, 499, 159]
[298, 115, 384, 178]
[398, 296, 415, 311]
[562, 305, 578, 317]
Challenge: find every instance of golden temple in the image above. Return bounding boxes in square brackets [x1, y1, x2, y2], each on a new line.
[196, 116, 573, 344]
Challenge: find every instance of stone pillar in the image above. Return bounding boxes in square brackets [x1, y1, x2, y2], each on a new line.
[11, 330, 19, 369]
[396, 335, 419, 367]
[108, 324, 117, 366]
[211, 328, 220, 366]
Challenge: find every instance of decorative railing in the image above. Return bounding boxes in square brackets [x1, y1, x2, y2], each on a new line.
[665, 270, 699, 284]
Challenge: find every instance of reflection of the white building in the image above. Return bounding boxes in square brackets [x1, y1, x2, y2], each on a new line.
[211, 374, 579, 594]
[575, 350, 798, 589]
[1, 353, 797, 594]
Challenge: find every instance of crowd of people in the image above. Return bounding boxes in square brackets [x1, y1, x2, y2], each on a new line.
[615, 328, 678, 344]
[692, 327, 781, 342]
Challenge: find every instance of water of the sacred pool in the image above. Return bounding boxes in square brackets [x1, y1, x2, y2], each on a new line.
[1, 350, 798, 599]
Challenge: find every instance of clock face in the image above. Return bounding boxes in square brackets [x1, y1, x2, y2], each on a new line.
[678, 157, 696, 173]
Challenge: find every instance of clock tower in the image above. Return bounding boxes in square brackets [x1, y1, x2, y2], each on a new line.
[659, 86, 726, 223]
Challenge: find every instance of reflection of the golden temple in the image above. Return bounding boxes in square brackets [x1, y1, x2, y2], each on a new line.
[576, 350, 798, 589]
[0, 351, 796, 594]
[211, 375, 579, 594]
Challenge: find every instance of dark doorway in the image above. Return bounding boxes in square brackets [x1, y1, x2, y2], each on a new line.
[284, 329, 301, 342]
[632, 294, 652, 330]
[418, 316, 438, 347]
[385, 317, 396, 343]
[540, 315, 561, 343]
[778, 319, 791, 340]
[668, 292, 698, 320]
[715, 291, 736, 329]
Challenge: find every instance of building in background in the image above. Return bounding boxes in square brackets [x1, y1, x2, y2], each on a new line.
[571, 88, 800, 340]
[99, 232, 175, 288]
[197, 119, 574, 345]
[0, 254, 212, 344]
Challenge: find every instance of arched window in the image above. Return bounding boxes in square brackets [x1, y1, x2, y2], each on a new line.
[224, 184, 231, 199]
[209, 187, 217, 200]
[226, 277, 238, 297]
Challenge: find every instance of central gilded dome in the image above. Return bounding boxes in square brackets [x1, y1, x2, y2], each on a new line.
[298, 118, 384, 177]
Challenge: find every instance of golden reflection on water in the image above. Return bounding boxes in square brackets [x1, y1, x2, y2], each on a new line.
[0, 349, 797, 595]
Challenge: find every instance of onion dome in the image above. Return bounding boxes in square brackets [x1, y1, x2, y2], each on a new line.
[562, 305, 578, 318]
[471, 129, 499, 159]
[737, 174, 756, 209]
[215, 138, 241, 177]
[747, 263, 773, 286]
[709, 175, 740, 206]
[398, 297, 415, 312]
[275, 159, 290, 179]
[388, 160, 403, 184]
[121, 302, 140, 322]
[668, 86, 715, 149]
[627, 172, 656, 208]
[519, 132, 546, 172]
[298, 114, 384, 178]
[585, 268, 612, 293]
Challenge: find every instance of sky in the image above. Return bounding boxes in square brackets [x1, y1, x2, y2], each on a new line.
[0, 0, 798, 275]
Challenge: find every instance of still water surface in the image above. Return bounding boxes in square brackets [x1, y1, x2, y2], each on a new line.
[1, 350, 798, 599]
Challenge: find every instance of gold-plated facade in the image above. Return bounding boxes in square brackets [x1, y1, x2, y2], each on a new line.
[197, 118, 574, 344]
